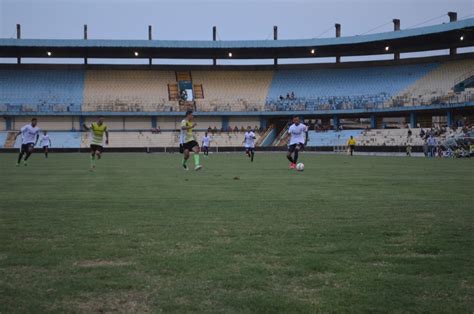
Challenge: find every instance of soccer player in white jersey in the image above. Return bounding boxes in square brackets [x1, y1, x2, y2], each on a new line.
[286, 116, 308, 169]
[202, 132, 212, 157]
[14, 118, 40, 166]
[39, 130, 52, 158]
[243, 126, 256, 162]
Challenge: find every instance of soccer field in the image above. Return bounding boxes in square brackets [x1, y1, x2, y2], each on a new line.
[1, 152, 473, 312]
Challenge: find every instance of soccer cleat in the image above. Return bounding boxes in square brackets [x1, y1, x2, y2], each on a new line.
[16, 163, 20, 167]
[183, 164, 189, 171]
[23, 161, 28, 167]
[289, 163, 296, 169]
[194, 165, 202, 171]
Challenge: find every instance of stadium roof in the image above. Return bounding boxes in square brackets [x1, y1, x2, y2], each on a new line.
[0, 18, 473, 59]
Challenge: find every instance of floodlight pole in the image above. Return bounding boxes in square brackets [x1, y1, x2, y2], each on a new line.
[335, 23, 341, 63]
[448, 12, 457, 56]
[16, 24, 21, 64]
[393, 19, 400, 60]
[213, 26, 217, 65]
[148, 25, 152, 65]
[274, 26, 278, 66]
[84, 24, 88, 65]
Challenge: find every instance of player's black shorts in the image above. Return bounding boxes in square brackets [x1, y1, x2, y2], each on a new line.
[43, 146, 49, 149]
[245, 147, 255, 153]
[288, 143, 305, 153]
[182, 140, 199, 152]
[349, 145, 355, 151]
[90, 144, 103, 152]
[20, 143, 34, 153]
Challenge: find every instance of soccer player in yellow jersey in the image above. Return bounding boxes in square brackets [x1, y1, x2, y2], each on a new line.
[83, 116, 109, 170]
[180, 110, 202, 171]
[347, 136, 356, 156]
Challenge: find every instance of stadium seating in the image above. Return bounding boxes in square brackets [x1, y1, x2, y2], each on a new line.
[0, 69, 85, 112]
[393, 59, 474, 106]
[191, 71, 273, 112]
[306, 129, 426, 147]
[12, 131, 83, 149]
[83, 70, 177, 112]
[0, 132, 8, 148]
[266, 64, 439, 111]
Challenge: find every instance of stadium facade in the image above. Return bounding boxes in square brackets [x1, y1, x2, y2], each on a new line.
[0, 14, 473, 152]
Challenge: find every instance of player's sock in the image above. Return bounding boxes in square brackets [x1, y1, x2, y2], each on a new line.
[17, 153, 24, 165]
[194, 153, 200, 166]
[45, 151, 48, 158]
[90, 155, 96, 168]
[182, 158, 188, 169]
[294, 151, 299, 163]
[24, 152, 32, 161]
[251, 151, 254, 162]
[287, 155, 294, 163]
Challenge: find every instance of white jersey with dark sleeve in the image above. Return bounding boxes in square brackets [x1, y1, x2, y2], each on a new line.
[288, 123, 308, 145]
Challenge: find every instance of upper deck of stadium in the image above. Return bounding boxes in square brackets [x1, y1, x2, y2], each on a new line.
[0, 17, 473, 60]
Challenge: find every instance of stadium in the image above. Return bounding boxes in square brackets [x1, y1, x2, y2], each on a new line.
[1, 0, 473, 312]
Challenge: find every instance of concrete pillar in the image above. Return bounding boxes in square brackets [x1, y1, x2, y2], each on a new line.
[448, 12, 457, 56]
[259, 116, 268, 130]
[370, 115, 377, 129]
[393, 19, 400, 60]
[447, 110, 453, 128]
[151, 116, 157, 129]
[148, 25, 153, 66]
[332, 115, 339, 130]
[335, 23, 341, 63]
[16, 24, 21, 64]
[213, 26, 217, 66]
[222, 116, 229, 130]
[273, 26, 278, 66]
[84, 24, 88, 65]
[410, 112, 417, 129]
[79, 116, 85, 130]
[5, 117, 12, 131]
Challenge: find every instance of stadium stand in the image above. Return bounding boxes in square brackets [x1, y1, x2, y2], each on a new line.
[306, 130, 364, 147]
[12, 131, 83, 149]
[192, 71, 273, 112]
[0, 69, 85, 112]
[266, 63, 439, 111]
[0, 132, 8, 148]
[393, 59, 474, 106]
[82, 70, 177, 112]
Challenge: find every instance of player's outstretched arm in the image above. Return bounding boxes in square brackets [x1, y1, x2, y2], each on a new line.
[35, 134, 39, 146]
[105, 130, 109, 145]
[14, 131, 21, 140]
[82, 124, 90, 131]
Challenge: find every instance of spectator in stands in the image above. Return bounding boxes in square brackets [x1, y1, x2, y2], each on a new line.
[427, 135, 437, 158]
[241, 126, 245, 132]
[286, 93, 290, 99]
[419, 128, 426, 139]
[290, 92, 295, 99]
[423, 138, 429, 157]
[213, 126, 218, 134]
[234, 126, 239, 133]
[279, 95, 284, 101]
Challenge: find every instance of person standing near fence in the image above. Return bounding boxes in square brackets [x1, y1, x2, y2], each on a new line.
[347, 136, 356, 156]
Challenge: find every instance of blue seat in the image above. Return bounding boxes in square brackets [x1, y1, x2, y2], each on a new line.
[0, 69, 85, 113]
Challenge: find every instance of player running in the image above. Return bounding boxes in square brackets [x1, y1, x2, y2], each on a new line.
[15, 118, 40, 167]
[39, 130, 52, 158]
[286, 116, 308, 169]
[180, 110, 202, 171]
[202, 132, 212, 157]
[243, 126, 256, 162]
[83, 116, 109, 171]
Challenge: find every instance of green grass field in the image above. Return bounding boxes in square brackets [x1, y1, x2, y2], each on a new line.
[1, 152, 473, 312]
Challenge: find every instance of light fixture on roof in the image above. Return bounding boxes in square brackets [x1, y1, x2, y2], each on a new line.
[460, 35, 464, 41]
[310, 49, 315, 54]
[47, 51, 52, 56]
[384, 46, 390, 51]
[134, 51, 139, 56]
[228, 52, 233, 57]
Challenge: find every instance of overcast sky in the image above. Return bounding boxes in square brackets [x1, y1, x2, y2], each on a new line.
[0, 0, 472, 64]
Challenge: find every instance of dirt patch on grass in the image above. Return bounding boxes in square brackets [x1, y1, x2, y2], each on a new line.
[73, 260, 134, 268]
[60, 291, 151, 313]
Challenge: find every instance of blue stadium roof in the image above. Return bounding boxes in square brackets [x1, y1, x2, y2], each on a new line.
[0, 18, 473, 59]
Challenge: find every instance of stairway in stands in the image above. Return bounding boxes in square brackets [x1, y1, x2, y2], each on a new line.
[4, 132, 17, 148]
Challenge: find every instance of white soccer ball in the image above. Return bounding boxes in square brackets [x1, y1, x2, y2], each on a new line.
[296, 163, 305, 171]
